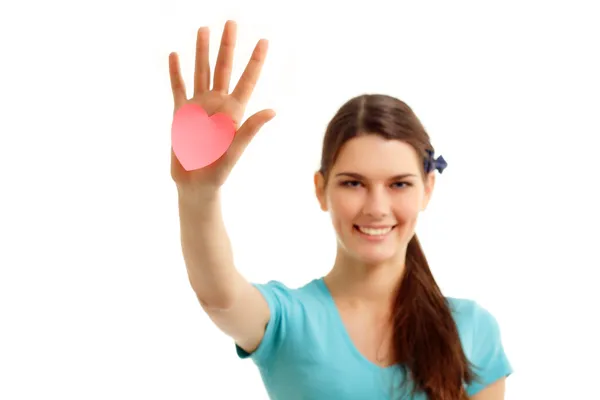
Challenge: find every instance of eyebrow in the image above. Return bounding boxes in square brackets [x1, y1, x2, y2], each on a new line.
[334, 172, 418, 180]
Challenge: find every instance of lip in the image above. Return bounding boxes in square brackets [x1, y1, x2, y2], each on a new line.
[355, 225, 396, 229]
[353, 224, 397, 242]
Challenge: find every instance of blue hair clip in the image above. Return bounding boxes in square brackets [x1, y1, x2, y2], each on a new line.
[424, 149, 447, 174]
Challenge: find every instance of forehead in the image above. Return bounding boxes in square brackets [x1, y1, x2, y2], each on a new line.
[331, 135, 421, 176]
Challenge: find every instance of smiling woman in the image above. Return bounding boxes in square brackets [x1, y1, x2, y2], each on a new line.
[172, 20, 512, 400]
[308, 94, 512, 399]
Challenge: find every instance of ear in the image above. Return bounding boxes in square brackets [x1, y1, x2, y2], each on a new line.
[314, 171, 328, 212]
[420, 172, 436, 212]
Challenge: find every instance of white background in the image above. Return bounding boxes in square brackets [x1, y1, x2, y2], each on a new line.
[1, 0, 599, 399]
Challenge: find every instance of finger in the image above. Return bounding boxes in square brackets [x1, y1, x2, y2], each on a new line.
[213, 20, 237, 93]
[227, 109, 276, 164]
[193, 27, 211, 96]
[231, 39, 268, 105]
[169, 52, 187, 108]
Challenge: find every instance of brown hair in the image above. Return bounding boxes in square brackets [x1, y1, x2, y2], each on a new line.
[318, 94, 480, 399]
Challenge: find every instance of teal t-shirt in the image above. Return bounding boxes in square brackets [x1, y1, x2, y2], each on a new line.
[236, 278, 513, 399]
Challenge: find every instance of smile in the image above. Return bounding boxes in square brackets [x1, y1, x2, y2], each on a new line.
[353, 225, 397, 241]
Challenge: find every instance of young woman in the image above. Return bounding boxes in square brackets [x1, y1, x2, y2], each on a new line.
[169, 20, 512, 400]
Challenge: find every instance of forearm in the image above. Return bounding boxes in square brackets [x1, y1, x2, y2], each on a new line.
[177, 188, 238, 307]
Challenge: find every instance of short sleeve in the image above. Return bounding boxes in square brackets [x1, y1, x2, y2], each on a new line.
[235, 280, 295, 367]
[466, 302, 514, 396]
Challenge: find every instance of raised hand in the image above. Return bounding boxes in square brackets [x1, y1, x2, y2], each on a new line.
[169, 20, 275, 193]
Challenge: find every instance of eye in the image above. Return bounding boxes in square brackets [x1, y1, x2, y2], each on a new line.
[340, 180, 362, 188]
[340, 180, 412, 189]
[392, 182, 412, 189]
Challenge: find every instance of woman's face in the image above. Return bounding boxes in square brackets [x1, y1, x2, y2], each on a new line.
[315, 135, 435, 266]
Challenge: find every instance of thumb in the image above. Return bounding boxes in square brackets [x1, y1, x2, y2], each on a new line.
[228, 109, 276, 163]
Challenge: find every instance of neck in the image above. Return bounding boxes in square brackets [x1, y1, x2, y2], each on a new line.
[323, 249, 407, 311]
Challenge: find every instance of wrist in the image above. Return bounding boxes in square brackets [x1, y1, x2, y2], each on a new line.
[177, 185, 221, 205]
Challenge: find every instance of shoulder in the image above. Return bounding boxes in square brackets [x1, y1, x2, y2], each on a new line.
[446, 297, 514, 396]
[446, 297, 496, 326]
[251, 278, 324, 306]
[235, 278, 327, 364]
[445, 297, 506, 343]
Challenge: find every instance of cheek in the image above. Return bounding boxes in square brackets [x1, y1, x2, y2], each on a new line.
[394, 201, 420, 219]
[394, 198, 421, 222]
[327, 191, 361, 230]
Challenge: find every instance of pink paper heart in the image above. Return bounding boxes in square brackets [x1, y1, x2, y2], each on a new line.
[171, 104, 235, 171]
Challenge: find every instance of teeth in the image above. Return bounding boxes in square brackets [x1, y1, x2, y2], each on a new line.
[358, 226, 392, 236]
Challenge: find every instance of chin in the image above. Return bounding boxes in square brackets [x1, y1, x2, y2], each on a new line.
[350, 242, 401, 265]
[355, 250, 399, 266]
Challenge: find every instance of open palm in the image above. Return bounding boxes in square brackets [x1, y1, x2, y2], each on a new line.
[169, 21, 275, 191]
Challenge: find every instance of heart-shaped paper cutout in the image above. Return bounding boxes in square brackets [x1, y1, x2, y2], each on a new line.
[171, 104, 235, 171]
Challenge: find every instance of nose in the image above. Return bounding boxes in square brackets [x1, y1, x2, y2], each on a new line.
[362, 187, 391, 219]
